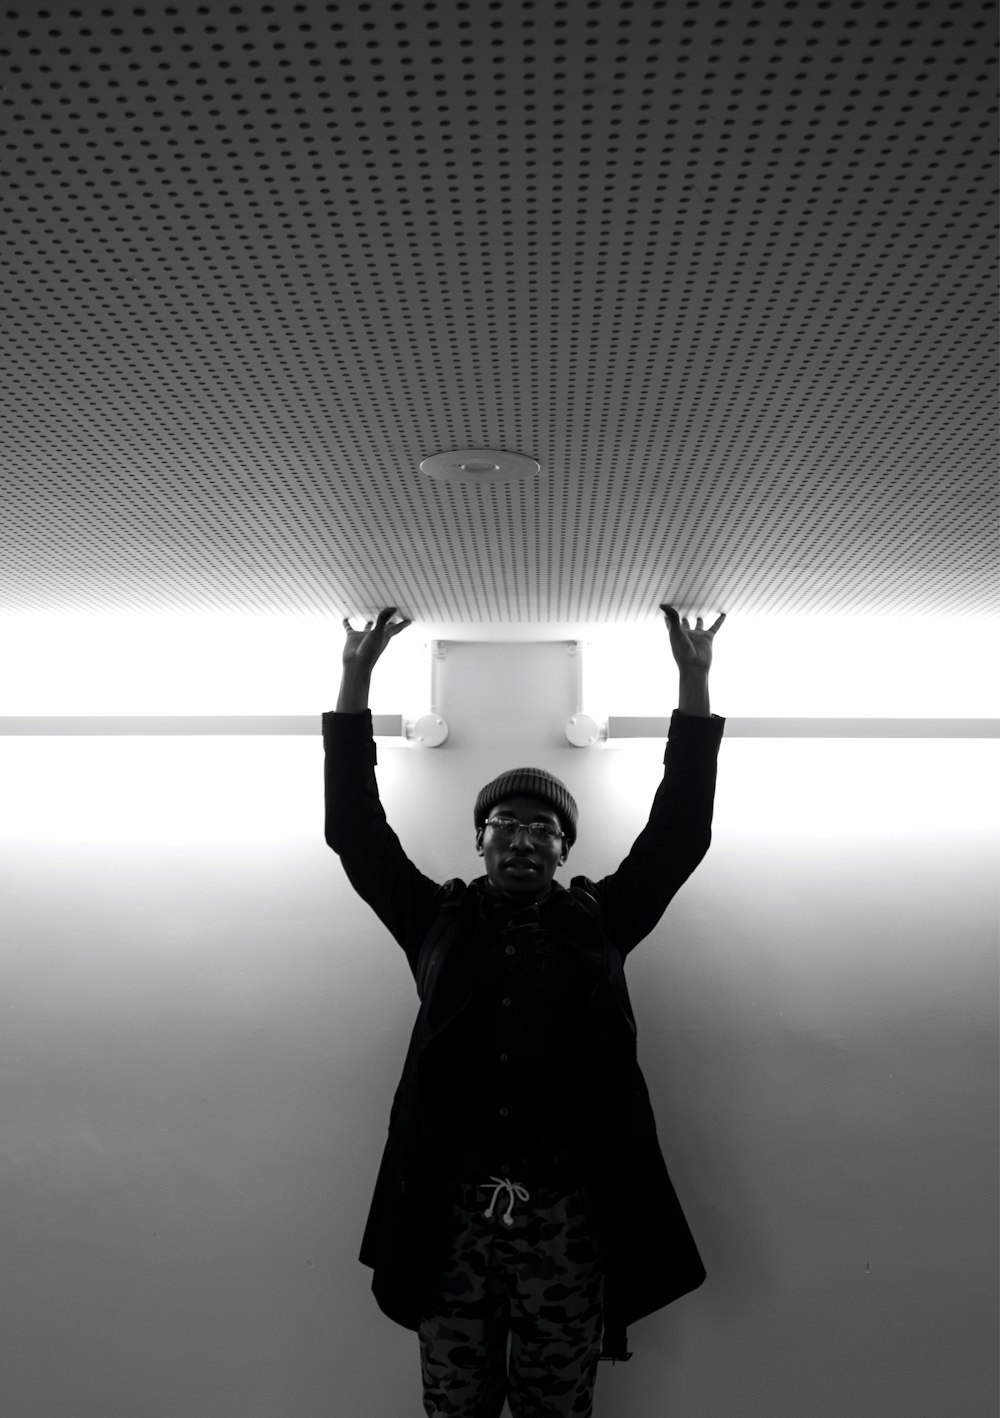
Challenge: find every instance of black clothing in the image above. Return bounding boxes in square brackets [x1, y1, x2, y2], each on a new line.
[323, 706, 725, 1361]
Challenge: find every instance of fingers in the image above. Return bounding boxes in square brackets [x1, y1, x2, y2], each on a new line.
[377, 606, 414, 633]
[661, 603, 692, 627]
[661, 603, 727, 634]
[350, 604, 713, 639]
[343, 607, 410, 633]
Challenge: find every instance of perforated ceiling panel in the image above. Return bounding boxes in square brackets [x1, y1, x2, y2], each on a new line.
[3, 0, 996, 625]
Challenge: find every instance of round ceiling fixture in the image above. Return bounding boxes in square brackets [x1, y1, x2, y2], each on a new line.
[418, 449, 540, 484]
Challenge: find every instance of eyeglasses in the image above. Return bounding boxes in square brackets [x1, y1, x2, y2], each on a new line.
[485, 815, 563, 845]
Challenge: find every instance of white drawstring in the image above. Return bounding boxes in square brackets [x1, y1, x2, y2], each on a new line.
[481, 1176, 530, 1227]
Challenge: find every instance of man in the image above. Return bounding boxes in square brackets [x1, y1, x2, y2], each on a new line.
[324, 603, 726, 1418]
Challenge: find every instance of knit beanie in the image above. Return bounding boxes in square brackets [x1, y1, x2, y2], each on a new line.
[474, 767, 578, 850]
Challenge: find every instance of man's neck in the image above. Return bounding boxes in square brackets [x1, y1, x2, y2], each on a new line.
[482, 875, 553, 905]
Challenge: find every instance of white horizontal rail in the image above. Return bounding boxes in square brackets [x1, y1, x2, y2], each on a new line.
[0, 717, 995, 738]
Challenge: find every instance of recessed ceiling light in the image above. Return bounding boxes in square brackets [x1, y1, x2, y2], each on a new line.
[418, 449, 540, 484]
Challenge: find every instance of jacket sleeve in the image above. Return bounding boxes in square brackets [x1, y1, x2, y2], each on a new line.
[587, 709, 725, 958]
[322, 709, 443, 952]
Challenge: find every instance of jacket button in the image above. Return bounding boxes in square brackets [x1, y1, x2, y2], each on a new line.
[505, 944, 515, 956]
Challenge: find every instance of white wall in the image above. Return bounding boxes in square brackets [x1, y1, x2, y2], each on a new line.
[0, 648, 996, 1416]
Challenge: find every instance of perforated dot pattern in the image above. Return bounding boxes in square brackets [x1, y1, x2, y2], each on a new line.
[2, 0, 996, 620]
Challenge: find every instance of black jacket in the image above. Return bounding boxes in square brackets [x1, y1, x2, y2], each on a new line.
[323, 706, 725, 1362]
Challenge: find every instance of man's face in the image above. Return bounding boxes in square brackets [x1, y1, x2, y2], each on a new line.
[477, 795, 568, 898]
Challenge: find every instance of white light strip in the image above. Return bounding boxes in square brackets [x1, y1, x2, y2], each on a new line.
[0, 717, 995, 738]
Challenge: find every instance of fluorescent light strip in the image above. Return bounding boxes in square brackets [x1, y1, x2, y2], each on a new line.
[0, 717, 995, 738]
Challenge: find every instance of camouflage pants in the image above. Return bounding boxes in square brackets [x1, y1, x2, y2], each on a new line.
[419, 1175, 605, 1418]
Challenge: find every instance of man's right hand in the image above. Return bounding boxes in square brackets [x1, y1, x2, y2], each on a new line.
[341, 606, 413, 672]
